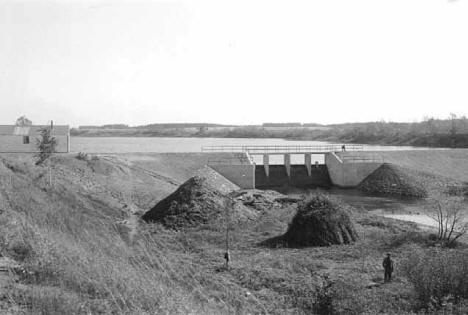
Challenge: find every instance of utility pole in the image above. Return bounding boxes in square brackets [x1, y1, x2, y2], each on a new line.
[224, 198, 231, 269]
[48, 158, 52, 187]
[49, 121, 54, 187]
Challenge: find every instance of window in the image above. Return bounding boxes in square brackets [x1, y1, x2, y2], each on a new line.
[23, 136, 30, 144]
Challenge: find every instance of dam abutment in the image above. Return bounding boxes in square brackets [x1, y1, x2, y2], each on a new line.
[203, 145, 383, 190]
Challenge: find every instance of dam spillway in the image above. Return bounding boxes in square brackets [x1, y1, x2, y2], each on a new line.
[254, 165, 332, 189]
[202, 145, 383, 189]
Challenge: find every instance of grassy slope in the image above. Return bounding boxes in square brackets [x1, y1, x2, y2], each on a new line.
[120, 153, 240, 183]
[1, 151, 467, 314]
[0, 154, 229, 314]
[375, 150, 468, 182]
[339, 150, 468, 183]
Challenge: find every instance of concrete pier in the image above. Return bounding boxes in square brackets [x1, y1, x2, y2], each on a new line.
[284, 154, 291, 178]
[263, 154, 269, 177]
[305, 153, 312, 176]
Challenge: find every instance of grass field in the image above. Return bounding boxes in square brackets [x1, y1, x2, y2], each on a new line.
[0, 150, 467, 314]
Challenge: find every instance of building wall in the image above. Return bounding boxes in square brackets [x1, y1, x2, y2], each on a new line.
[209, 164, 255, 189]
[0, 135, 69, 153]
[325, 152, 381, 187]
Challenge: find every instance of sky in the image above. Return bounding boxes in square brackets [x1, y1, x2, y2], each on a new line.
[0, 0, 467, 127]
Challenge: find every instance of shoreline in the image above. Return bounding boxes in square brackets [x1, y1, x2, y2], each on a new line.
[69, 134, 467, 149]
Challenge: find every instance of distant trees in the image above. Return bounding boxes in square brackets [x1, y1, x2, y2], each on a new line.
[15, 116, 32, 127]
[450, 113, 458, 135]
[198, 126, 208, 135]
[422, 116, 437, 135]
[449, 113, 458, 147]
[262, 122, 302, 127]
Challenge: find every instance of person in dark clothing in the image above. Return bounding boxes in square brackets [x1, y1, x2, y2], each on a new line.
[224, 250, 230, 269]
[382, 253, 394, 282]
[341, 144, 346, 152]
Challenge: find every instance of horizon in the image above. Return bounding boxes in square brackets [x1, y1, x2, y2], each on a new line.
[1, 0, 468, 127]
[2, 114, 467, 129]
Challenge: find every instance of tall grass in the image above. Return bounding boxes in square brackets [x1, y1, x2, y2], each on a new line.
[0, 157, 248, 314]
[401, 246, 468, 309]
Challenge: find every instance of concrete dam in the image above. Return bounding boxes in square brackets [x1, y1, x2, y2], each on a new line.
[203, 145, 383, 189]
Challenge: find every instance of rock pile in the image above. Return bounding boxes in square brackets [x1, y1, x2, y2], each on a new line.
[142, 174, 256, 229]
[359, 163, 428, 198]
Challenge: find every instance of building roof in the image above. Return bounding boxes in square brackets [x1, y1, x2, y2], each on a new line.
[0, 125, 70, 136]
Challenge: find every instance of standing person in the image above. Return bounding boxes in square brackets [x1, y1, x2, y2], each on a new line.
[224, 250, 230, 269]
[382, 253, 394, 282]
[341, 144, 346, 152]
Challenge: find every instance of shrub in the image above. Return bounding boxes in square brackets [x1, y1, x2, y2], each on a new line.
[75, 152, 89, 161]
[383, 231, 434, 250]
[313, 274, 334, 314]
[426, 195, 468, 247]
[401, 247, 468, 309]
[35, 127, 57, 166]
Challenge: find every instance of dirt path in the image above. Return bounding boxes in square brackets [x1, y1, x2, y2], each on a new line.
[99, 155, 181, 186]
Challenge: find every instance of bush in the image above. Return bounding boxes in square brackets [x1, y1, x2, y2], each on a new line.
[75, 152, 89, 161]
[313, 274, 334, 314]
[401, 247, 468, 309]
[35, 127, 57, 166]
[383, 231, 434, 250]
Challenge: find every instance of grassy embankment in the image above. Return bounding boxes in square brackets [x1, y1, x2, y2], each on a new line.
[0, 150, 467, 314]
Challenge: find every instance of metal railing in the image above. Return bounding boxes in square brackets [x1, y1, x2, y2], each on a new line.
[207, 152, 255, 166]
[207, 159, 251, 166]
[340, 154, 384, 164]
[202, 144, 363, 154]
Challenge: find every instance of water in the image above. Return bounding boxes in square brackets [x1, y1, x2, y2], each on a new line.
[71, 136, 438, 154]
[286, 187, 436, 227]
[327, 188, 437, 227]
[71, 137, 332, 153]
[381, 214, 437, 227]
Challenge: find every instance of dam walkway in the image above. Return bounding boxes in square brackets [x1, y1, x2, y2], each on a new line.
[202, 145, 383, 189]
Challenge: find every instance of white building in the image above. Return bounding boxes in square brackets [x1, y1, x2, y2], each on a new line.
[0, 125, 70, 153]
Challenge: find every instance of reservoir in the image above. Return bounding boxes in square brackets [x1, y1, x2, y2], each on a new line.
[71, 136, 438, 155]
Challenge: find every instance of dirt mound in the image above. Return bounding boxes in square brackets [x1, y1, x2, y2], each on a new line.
[281, 195, 358, 247]
[141, 175, 256, 229]
[359, 163, 428, 198]
[193, 166, 240, 194]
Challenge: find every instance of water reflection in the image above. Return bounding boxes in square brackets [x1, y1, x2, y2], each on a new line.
[284, 187, 436, 227]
